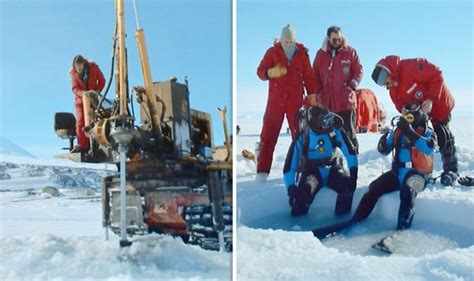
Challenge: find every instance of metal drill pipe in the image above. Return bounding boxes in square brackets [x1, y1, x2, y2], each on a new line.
[119, 144, 127, 243]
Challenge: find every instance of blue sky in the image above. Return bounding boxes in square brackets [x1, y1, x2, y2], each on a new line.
[1, 0, 473, 156]
[0, 0, 231, 158]
[237, 0, 473, 121]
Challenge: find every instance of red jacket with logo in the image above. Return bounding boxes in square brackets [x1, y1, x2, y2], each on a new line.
[376, 55, 454, 123]
[69, 60, 105, 105]
[313, 37, 363, 113]
[257, 42, 316, 107]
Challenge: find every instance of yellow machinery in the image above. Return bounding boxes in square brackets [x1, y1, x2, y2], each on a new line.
[53, 0, 232, 250]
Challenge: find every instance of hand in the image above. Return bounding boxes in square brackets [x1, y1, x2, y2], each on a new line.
[84, 90, 98, 97]
[287, 184, 298, 207]
[267, 64, 287, 79]
[421, 99, 433, 114]
[349, 79, 359, 91]
[397, 116, 419, 142]
[345, 79, 358, 91]
[397, 116, 412, 133]
[377, 130, 391, 154]
[305, 94, 318, 106]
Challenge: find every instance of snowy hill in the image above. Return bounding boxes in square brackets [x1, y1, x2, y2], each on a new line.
[236, 115, 474, 280]
[0, 154, 115, 190]
[0, 136, 119, 190]
[0, 137, 36, 158]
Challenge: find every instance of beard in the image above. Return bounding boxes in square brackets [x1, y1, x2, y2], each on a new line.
[282, 42, 296, 57]
[330, 42, 341, 50]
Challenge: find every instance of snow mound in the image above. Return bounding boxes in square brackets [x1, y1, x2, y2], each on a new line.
[0, 234, 231, 280]
[237, 227, 474, 281]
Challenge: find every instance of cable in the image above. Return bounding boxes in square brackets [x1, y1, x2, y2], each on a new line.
[130, 90, 136, 119]
[98, 23, 118, 111]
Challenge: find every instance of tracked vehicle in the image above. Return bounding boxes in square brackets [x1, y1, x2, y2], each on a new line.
[53, 0, 232, 251]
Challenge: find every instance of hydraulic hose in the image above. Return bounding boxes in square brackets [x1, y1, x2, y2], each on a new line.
[98, 24, 118, 111]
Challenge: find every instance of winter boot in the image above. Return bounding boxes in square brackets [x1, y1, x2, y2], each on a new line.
[255, 172, 269, 183]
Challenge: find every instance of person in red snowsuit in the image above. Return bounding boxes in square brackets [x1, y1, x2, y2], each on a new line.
[313, 26, 363, 153]
[371, 55, 458, 185]
[69, 55, 105, 153]
[256, 25, 316, 182]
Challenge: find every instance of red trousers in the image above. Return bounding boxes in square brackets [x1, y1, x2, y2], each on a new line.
[75, 102, 89, 151]
[257, 97, 302, 173]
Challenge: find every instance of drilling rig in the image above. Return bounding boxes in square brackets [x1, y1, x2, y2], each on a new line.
[53, 0, 232, 251]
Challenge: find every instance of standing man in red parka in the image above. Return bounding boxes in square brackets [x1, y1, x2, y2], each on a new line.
[256, 24, 316, 182]
[313, 26, 363, 152]
[371, 55, 458, 185]
[69, 55, 105, 153]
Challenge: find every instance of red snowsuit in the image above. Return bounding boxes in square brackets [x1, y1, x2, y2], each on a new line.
[313, 37, 363, 113]
[375, 55, 454, 123]
[69, 60, 105, 151]
[256, 42, 316, 173]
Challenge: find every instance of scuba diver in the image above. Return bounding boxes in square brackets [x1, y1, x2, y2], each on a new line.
[352, 103, 436, 229]
[283, 105, 358, 216]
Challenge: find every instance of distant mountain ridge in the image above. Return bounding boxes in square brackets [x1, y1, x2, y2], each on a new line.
[0, 160, 114, 190]
[0, 137, 36, 159]
[0, 137, 115, 190]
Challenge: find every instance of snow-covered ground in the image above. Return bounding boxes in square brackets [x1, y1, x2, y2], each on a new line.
[0, 141, 231, 280]
[236, 114, 474, 280]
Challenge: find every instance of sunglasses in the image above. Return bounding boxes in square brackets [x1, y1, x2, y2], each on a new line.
[330, 38, 342, 44]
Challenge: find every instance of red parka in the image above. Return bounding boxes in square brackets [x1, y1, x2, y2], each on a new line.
[313, 37, 363, 113]
[69, 60, 105, 105]
[256, 42, 316, 174]
[376, 55, 454, 123]
[257, 42, 316, 107]
[69, 60, 105, 150]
